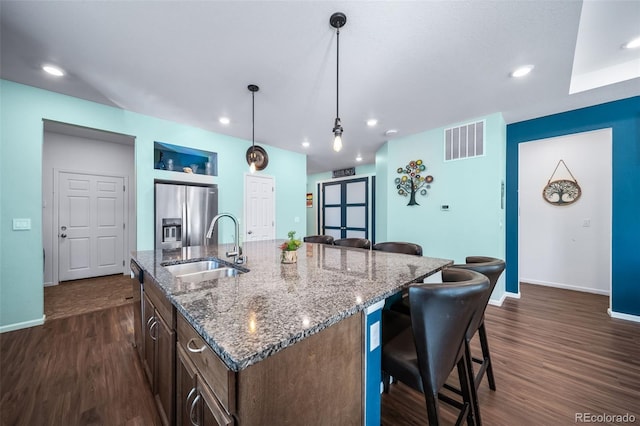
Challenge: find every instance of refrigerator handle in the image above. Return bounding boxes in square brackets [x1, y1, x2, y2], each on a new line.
[183, 202, 189, 247]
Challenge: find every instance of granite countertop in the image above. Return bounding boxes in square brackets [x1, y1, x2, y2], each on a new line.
[132, 240, 451, 372]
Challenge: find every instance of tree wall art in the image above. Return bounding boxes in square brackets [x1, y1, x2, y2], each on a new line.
[395, 159, 434, 206]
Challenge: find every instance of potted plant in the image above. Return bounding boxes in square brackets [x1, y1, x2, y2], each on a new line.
[280, 230, 302, 263]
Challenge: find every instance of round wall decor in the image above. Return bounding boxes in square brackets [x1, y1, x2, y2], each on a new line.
[246, 145, 269, 171]
[543, 159, 581, 206]
[543, 179, 581, 205]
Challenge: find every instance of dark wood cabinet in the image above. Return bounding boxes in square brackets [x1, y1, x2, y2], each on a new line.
[176, 344, 233, 426]
[141, 276, 176, 426]
[142, 293, 155, 386]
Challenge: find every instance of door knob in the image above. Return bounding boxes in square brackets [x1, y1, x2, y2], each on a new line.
[60, 233, 67, 238]
[248, 230, 253, 234]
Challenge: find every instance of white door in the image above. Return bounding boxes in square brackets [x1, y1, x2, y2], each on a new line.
[244, 174, 275, 241]
[58, 171, 125, 281]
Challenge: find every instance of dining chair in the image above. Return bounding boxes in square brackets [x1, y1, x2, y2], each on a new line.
[382, 268, 489, 425]
[333, 237, 371, 249]
[372, 241, 423, 256]
[302, 235, 334, 245]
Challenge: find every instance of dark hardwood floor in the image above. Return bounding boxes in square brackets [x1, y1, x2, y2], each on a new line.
[1, 283, 638, 425]
[381, 284, 640, 425]
[0, 303, 159, 426]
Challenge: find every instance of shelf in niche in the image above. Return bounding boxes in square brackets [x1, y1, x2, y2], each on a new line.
[154, 141, 218, 176]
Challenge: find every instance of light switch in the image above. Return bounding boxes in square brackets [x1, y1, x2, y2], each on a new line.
[582, 219, 591, 227]
[13, 218, 31, 230]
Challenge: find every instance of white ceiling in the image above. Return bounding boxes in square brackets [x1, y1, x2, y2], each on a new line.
[1, 1, 639, 174]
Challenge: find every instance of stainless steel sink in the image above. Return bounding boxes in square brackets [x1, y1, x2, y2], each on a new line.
[162, 260, 243, 283]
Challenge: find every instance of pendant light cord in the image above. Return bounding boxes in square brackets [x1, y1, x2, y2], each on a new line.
[252, 90, 255, 152]
[336, 26, 340, 119]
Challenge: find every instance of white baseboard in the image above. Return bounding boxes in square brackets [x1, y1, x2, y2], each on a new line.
[505, 291, 521, 299]
[488, 292, 507, 307]
[0, 315, 46, 333]
[608, 309, 640, 323]
[520, 278, 609, 296]
[44, 281, 56, 287]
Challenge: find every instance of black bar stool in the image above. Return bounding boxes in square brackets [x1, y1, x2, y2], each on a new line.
[382, 268, 489, 425]
[333, 238, 371, 249]
[302, 235, 334, 245]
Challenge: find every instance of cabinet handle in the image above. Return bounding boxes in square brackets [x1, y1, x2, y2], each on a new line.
[149, 319, 158, 341]
[146, 315, 155, 328]
[190, 394, 201, 426]
[186, 338, 206, 353]
[186, 387, 197, 411]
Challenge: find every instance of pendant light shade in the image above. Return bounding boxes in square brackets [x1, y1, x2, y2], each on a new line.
[330, 12, 346, 152]
[248, 84, 259, 173]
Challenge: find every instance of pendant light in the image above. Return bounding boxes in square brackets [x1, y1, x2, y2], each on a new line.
[330, 12, 347, 152]
[248, 84, 259, 173]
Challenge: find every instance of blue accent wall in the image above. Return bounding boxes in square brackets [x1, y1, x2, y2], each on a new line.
[506, 96, 640, 316]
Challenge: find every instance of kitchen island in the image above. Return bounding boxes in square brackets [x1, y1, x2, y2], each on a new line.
[132, 240, 451, 425]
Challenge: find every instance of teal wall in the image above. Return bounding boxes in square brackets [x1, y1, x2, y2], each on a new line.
[0, 80, 306, 331]
[381, 113, 506, 301]
[375, 143, 389, 242]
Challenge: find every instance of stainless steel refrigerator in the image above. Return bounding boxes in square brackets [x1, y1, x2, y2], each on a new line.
[155, 182, 218, 250]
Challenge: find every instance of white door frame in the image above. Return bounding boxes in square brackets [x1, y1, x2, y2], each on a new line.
[52, 168, 129, 285]
[243, 173, 276, 241]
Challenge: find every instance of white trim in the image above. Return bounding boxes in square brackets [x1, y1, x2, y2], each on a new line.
[365, 300, 385, 314]
[488, 292, 507, 307]
[608, 309, 640, 323]
[521, 278, 609, 296]
[505, 291, 521, 299]
[0, 315, 46, 333]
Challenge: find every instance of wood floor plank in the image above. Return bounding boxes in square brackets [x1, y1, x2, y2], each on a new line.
[381, 283, 640, 425]
[0, 304, 160, 426]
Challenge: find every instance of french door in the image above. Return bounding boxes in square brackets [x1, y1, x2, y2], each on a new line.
[322, 177, 369, 240]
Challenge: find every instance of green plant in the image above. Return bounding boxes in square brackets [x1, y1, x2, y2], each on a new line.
[280, 230, 302, 251]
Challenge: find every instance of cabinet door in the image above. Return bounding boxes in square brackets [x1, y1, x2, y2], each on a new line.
[176, 346, 198, 426]
[155, 313, 175, 426]
[198, 379, 233, 426]
[142, 293, 156, 388]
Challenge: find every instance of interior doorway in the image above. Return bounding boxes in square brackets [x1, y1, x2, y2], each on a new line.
[42, 120, 136, 286]
[518, 128, 612, 305]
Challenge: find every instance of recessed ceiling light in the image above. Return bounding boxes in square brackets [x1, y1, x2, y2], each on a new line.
[356, 155, 362, 162]
[42, 65, 65, 77]
[511, 65, 534, 78]
[385, 129, 398, 136]
[366, 119, 378, 127]
[219, 117, 230, 125]
[302, 141, 310, 148]
[623, 36, 640, 49]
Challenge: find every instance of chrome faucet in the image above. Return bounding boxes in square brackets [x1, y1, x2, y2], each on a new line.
[205, 213, 245, 264]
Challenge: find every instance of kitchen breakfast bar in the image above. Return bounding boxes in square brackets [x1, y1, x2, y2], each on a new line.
[131, 240, 452, 425]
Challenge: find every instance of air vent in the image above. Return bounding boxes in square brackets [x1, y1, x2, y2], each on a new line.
[444, 120, 484, 161]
